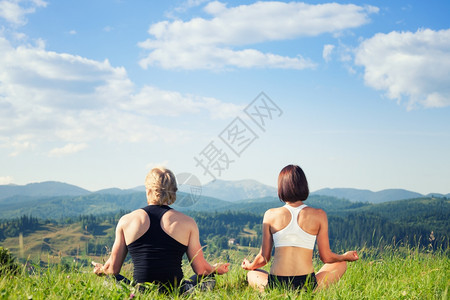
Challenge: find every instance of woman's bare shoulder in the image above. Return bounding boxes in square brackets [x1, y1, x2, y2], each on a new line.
[304, 206, 327, 218]
[264, 206, 287, 219]
[265, 206, 284, 215]
[119, 209, 147, 224]
[166, 208, 196, 225]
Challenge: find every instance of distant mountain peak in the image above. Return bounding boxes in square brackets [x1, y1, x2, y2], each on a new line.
[0, 181, 91, 201]
[202, 179, 277, 202]
[311, 187, 424, 203]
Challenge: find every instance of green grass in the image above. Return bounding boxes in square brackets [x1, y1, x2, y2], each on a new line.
[1, 247, 448, 299]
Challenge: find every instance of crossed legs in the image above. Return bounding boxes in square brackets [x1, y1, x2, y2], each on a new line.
[246, 269, 268, 292]
[315, 261, 347, 289]
[246, 261, 347, 292]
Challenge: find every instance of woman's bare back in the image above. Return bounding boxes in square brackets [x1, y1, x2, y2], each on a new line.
[121, 208, 193, 246]
[267, 203, 324, 276]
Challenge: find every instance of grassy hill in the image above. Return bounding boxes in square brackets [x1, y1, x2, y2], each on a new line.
[1, 221, 115, 263]
[0, 195, 448, 299]
[1, 246, 448, 299]
[1, 182, 448, 299]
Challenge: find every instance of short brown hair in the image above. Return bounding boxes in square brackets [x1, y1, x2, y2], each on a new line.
[277, 164, 309, 203]
[145, 167, 178, 205]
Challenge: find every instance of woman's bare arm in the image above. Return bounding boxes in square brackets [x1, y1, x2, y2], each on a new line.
[186, 218, 229, 275]
[241, 210, 274, 270]
[316, 209, 358, 263]
[92, 217, 128, 275]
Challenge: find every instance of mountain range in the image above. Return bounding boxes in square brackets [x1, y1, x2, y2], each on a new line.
[0, 180, 448, 204]
[311, 188, 428, 204]
[0, 179, 448, 223]
[199, 179, 278, 202]
[0, 181, 91, 201]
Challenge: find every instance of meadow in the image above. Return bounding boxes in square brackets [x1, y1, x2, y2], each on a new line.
[1, 245, 448, 300]
[1, 195, 448, 299]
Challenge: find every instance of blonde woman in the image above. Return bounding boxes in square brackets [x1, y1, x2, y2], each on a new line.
[241, 164, 358, 291]
[93, 167, 229, 293]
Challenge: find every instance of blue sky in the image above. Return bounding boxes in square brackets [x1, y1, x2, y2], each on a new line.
[0, 0, 449, 195]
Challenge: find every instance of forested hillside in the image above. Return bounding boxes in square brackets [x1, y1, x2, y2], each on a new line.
[1, 196, 448, 263]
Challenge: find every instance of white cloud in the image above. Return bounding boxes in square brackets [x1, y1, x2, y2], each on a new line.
[139, 45, 315, 70]
[0, 175, 14, 184]
[139, 1, 378, 70]
[49, 143, 87, 157]
[123, 86, 243, 119]
[323, 44, 335, 62]
[203, 1, 226, 15]
[0, 0, 47, 25]
[174, 0, 210, 13]
[0, 36, 242, 156]
[5, 135, 34, 157]
[355, 29, 450, 109]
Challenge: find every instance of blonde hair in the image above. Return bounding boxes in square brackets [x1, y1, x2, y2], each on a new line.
[145, 167, 178, 205]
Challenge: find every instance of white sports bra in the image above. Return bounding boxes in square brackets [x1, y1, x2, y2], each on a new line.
[272, 204, 317, 250]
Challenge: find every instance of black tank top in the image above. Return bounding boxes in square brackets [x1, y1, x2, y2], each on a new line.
[126, 205, 188, 285]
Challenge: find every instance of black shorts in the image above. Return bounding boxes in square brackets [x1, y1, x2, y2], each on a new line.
[267, 273, 317, 291]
